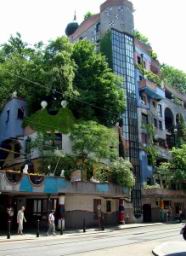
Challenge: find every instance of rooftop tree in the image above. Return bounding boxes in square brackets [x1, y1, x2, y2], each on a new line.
[71, 40, 125, 126]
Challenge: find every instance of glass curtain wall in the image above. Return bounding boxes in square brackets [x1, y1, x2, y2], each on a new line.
[112, 29, 142, 217]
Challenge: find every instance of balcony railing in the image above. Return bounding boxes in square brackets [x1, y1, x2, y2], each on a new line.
[139, 79, 165, 100]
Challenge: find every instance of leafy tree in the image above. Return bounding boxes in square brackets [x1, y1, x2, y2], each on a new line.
[71, 40, 125, 126]
[95, 157, 135, 188]
[0, 35, 124, 127]
[70, 120, 118, 180]
[134, 30, 150, 45]
[155, 162, 173, 189]
[176, 114, 186, 147]
[0, 34, 76, 112]
[84, 12, 93, 20]
[161, 64, 186, 93]
[71, 121, 118, 161]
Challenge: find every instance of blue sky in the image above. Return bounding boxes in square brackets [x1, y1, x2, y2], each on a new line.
[1, 0, 186, 72]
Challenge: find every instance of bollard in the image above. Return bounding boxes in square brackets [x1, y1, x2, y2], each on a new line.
[101, 216, 104, 231]
[7, 220, 11, 239]
[36, 219, 40, 237]
[83, 218, 86, 233]
[60, 218, 63, 235]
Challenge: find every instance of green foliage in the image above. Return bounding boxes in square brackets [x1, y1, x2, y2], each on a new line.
[0, 34, 124, 127]
[95, 158, 135, 188]
[143, 124, 158, 166]
[24, 107, 75, 133]
[0, 34, 76, 112]
[143, 183, 160, 189]
[71, 121, 118, 160]
[176, 115, 186, 147]
[144, 145, 158, 166]
[150, 50, 158, 60]
[84, 12, 93, 20]
[71, 40, 125, 126]
[134, 30, 150, 45]
[155, 162, 173, 188]
[154, 145, 186, 189]
[100, 31, 113, 68]
[136, 63, 161, 85]
[161, 64, 186, 93]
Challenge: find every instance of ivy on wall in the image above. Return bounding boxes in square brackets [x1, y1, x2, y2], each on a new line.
[100, 31, 113, 68]
[24, 107, 75, 134]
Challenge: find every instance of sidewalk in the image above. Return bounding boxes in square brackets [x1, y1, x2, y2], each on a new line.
[0, 222, 163, 243]
[152, 241, 186, 256]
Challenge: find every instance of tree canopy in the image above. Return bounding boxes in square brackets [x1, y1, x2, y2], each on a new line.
[0, 34, 125, 126]
[161, 64, 186, 93]
[71, 40, 125, 126]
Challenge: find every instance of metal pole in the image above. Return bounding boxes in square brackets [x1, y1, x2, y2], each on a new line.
[60, 218, 63, 235]
[83, 218, 86, 233]
[36, 219, 40, 237]
[7, 220, 11, 239]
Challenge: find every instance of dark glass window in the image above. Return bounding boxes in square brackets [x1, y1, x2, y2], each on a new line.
[141, 133, 147, 144]
[154, 118, 158, 128]
[159, 120, 163, 130]
[106, 200, 111, 212]
[6, 110, 10, 123]
[17, 108, 24, 119]
[158, 104, 162, 117]
[142, 113, 148, 125]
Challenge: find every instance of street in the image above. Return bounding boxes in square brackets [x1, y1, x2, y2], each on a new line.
[0, 223, 184, 256]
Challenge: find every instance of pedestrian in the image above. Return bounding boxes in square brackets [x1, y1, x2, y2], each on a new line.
[179, 209, 183, 223]
[47, 210, 56, 235]
[17, 206, 26, 235]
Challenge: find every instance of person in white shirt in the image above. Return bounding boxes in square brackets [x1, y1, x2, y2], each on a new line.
[17, 206, 26, 235]
[47, 210, 56, 235]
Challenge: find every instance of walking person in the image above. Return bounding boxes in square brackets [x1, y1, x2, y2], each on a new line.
[17, 206, 26, 235]
[47, 210, 56, 235]
[179, 209, 183, 223]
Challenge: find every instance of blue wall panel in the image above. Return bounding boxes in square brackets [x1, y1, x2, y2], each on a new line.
[20, 175, 33, 192]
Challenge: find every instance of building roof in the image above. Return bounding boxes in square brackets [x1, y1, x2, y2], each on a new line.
[134, 38, 152, 55]
[70, 14, 100, 41]
[100, 0, 134, 12]
[165, 85, 186, 102]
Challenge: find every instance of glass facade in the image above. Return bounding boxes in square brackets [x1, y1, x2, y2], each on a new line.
[112, 29, 142, 216]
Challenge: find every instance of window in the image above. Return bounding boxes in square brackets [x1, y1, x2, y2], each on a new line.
[96, 22, 100, 33]
[141, 94, 147, 105]
[142, 113, 148, 125]
[93, 199, 101, 219]
[137, 56, 141, 65]
[158, 104, 162, 117]
[54, 133, 62, 150]
[154, 118, 158, 128]
[106, 200, 112, 212]
[159, 121, 163, 130]
[6, 110, 10, 123]
[44, 133, 62, 150]
[141, 133, 147, 144]
[33, 200, 42, 215]
[152, 101, 156, 108]
[17, 108, 24, 120]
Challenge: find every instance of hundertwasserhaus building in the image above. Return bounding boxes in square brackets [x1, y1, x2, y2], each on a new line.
[0, 0, 186, 231]
[66, 0, 186, 221]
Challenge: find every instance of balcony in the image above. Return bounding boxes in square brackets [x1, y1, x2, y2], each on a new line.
[139, 79, 165, 100]
[0, 170, 130, 199]
[142, 188, 186, 199]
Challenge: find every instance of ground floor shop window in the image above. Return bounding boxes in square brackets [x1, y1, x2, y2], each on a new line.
[106, 200, 112, 212]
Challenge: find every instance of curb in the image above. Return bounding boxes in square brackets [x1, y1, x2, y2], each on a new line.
[0, 223, 165, 243]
